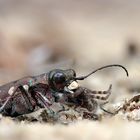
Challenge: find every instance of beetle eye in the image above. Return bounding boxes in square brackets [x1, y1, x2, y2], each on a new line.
[53, 72, 66, 84]
[48, 70, 67, 91]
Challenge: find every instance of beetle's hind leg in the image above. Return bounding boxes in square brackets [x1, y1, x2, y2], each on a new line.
[0, 86, 19, 113]
[0, 85, 35, 114]
[0, 86, 35, 113]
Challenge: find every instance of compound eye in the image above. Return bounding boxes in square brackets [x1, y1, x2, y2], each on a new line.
[53, 72, 66, 84]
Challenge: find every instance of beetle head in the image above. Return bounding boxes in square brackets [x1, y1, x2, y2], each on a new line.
[48, 64, 129, 93]
[48, 69, 78, 93]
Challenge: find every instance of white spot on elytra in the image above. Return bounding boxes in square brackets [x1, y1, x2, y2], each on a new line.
[8, 86, 15, 95]
[23, 85, 29, 91]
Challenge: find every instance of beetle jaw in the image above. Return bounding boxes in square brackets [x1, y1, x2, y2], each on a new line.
[64, 81, 79, 93]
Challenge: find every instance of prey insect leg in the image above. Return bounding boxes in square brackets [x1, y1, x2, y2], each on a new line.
[88, 85, 112, 100]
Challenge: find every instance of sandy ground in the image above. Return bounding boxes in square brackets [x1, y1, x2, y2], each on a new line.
[1, 119, 140, 140]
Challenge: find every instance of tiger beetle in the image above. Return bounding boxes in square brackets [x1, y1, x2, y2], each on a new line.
[0, 64, 128, 117]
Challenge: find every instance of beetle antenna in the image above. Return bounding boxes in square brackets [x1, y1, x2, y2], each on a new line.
[75, 64, 129, 80]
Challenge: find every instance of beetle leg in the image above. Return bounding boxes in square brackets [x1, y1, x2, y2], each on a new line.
[28, 86, 54, 113]
[0, 85, 35, 113]
[0, 86, 19, 113]
[33, 91, 55, 114]
[100, 101, 115, 115]
[33, 91, 52, 108]
[0, 96, 12, 113]
[18, 86, 34, 111]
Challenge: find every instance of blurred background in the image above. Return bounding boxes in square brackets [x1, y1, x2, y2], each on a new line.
[0, 0, 140, 96]
[0, 0, 139, 81]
